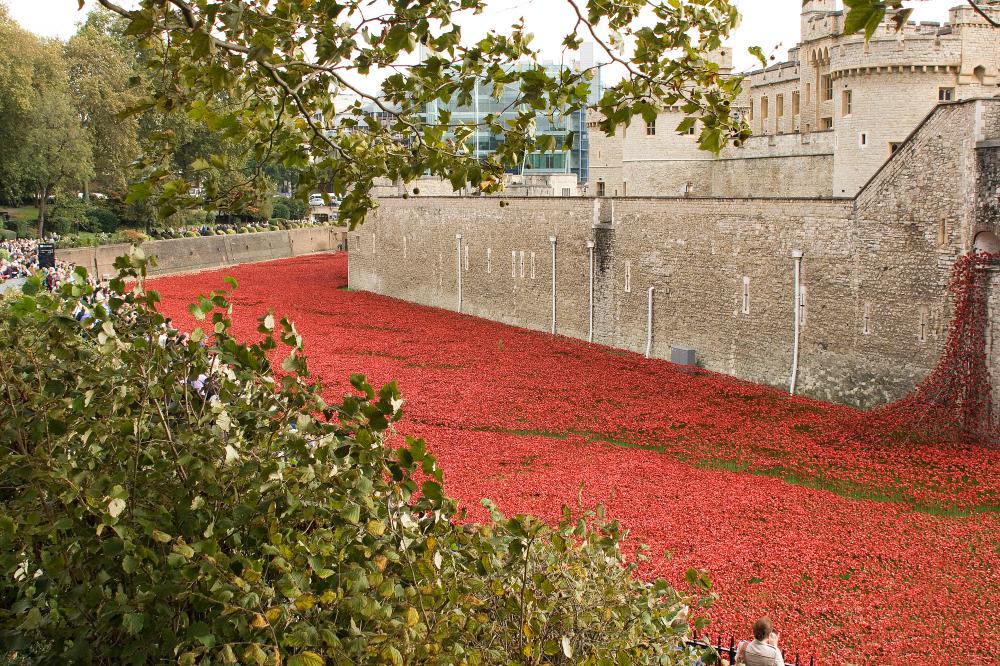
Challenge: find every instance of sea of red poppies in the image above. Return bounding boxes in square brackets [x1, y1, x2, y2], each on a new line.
[152, 253, 1000, 666]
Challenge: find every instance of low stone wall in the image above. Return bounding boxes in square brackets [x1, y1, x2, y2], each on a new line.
[56, 226, 348, 278]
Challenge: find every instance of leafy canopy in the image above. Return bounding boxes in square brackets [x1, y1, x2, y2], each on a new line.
[91, 0, 752, 227]
[0, 253, 717, 664]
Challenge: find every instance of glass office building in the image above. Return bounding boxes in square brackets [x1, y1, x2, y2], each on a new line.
[421, 57, 599, 183]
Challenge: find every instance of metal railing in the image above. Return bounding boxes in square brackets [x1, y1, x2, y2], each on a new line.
[686, 630, 815, 666]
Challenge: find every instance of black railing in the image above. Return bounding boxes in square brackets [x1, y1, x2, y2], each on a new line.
[686, 630, 815, 666]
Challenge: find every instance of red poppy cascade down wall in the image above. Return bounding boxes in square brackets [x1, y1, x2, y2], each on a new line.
[349, 99, 1000, 410]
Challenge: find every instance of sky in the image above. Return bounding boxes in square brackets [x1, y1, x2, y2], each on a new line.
[6, 0, 963, 77]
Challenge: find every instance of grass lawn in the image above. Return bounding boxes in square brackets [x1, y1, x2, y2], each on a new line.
[1, 206, 39, 223]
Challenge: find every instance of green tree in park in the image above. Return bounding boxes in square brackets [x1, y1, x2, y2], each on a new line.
[0, 7, 93, 235]
[65, 10, 143, 199]
[18, 41, 94, 237]
[0, 5, 37, 203]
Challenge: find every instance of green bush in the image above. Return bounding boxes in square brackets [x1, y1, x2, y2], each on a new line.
[84, 207, 121, 234]
[271, 198, 291, 221]
[0, 253, 714, 665]
[46, 195, 89, 235]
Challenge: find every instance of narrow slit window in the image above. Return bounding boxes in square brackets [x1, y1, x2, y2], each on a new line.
[742, 277, 751, 314]
[402, 236, 408, 259]
[464, 245, 469, 271]
[372, 233, 376, 255]
[919, 307, 929, 342]
[860, 133, 868, 147]
[530, 252, 536, 279]
[863, 302, 872, 335]
[487, 248, 492, 274]
[519, 250, 525, 278]
[511, 250, 517, 278]
[624, 261, 632, 293]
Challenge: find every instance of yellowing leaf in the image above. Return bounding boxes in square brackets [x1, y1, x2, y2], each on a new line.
[108, 498, 126, 518]
[294, 594, 315, 611]
[405, 606, 419, 627]
[251, 613, 269, 629]
[288, 651, 324, 666]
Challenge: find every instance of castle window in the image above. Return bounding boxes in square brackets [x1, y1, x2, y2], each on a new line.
[624, 261, 632, 293]
[860, 133, 868, 147]
[487, 248, 492, 274]
[464, 244, 469, 271]
[596, 181, 606, 197]
[776, 94, 784, 118]
[820, 117, 833, 130]
[749, 98, 754, 121]
[822, 75, 833, 101]
[402, 235, 408, 259]
[863, 302, 872, 335]
[842, 89, 852, 116]
[938, 87, 954, 102]
[889, 142, 902, 155]
[530, 252, 536, 279]
[646, 119, 656, 136]
[511, 251, 517, 278]
[741, 277, 751, 315]
[974, 65, 986, 85]
[519, 250, 525, 278]
[792, 91, 800, 116]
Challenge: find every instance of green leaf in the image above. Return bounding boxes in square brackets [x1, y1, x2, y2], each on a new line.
[122, 612, 145, 635]
[421, 480, 443, 502]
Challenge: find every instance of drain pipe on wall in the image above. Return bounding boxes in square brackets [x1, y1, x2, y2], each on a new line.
[789, 249, 803, 395]
[456, 234, 463, 313]
[549, 235, 557, 334]
[587, 240, 595, 343]
[645, 286, 655, 358]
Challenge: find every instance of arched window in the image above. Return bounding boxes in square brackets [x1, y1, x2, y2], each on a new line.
[974, 231, 1000, 254]
[973, 65, 986, 86]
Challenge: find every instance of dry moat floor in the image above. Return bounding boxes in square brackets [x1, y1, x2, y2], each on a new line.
[152, 253, 1000, 666]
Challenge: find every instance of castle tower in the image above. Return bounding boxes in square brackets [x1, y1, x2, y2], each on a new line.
[801, 0, 839, 42]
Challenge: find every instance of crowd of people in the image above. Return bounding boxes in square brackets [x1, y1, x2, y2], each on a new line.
[0, 237, 76, 288]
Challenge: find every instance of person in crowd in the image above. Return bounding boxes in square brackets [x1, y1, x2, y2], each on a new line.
[735, 617, 785, 666]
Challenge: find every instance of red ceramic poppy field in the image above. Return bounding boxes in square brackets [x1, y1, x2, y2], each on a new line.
[152, 253, 1000, 666]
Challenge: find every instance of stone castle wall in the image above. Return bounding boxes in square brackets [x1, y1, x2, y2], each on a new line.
[588, 2, 999, 200]
[350, 100, 1000, 408]
[57, 226, 348, 278]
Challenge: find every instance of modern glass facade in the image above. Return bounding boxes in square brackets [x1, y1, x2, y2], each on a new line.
[422, 62, 598, 183]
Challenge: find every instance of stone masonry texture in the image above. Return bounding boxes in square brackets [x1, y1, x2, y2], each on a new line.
[350, 100, 1000, 408]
